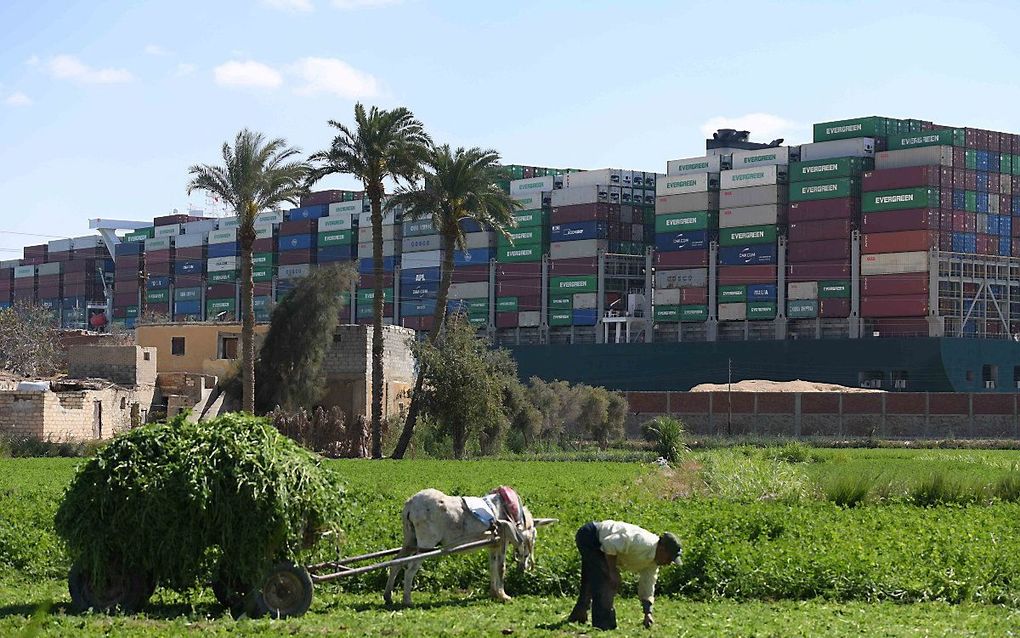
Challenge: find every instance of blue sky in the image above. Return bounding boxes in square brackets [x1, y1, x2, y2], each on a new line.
[1, 0, 1019, 255]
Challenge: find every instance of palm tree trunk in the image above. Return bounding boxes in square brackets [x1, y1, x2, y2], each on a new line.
[391, 229, 456, 459]
[369, 185, 385, 459]
[239, 208, 257, 414]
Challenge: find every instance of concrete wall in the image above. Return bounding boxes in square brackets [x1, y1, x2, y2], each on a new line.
[0, 385, 154, 441]
[67, 345, 157, 386]
[135, 323, 269, 378]
[322, 324, 416, 420]
[626, 391, 1020, 439]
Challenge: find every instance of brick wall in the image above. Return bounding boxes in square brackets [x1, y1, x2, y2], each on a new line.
[321, 324, 416, 419]
[0, 384, 156, 441]
[67, 345, 157, 387]
[626, 391, 1020, 439]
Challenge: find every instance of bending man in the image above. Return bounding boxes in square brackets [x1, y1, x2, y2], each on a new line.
[568, 520, 682, 630]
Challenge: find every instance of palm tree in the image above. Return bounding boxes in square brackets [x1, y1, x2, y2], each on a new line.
[187, 130, 308, 414]
[308, 104, 431, 459]
[389, 145, 521, 459]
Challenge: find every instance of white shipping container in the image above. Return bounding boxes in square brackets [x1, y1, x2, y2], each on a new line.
[319, 215, 354, 232]
[358, 224, 400, 243]
[511, 192, 545, 210]
[550, 239, 606, 260]
[254, 224, 273, 240]
[719, 185, 786, 208]
[448, 282, 489, 300]
[401, 234, 442, 252]
[718, 302, 747, 321]
[155, 224, 183, 238]
[564, 169, 625, 188]
[278, 264, 311, 280]
[719, 205, 782, 228]
[654, 268, 708, 289]
[174, 232, 207, 249]
[730, 146, 792, 167]
[357, 240, 397, 257]
[655, 192, 720, 214]
[254, 210, 284, 225]
[860, 251, 930, 275]
[653, 288, 682, 305]
[666, 155, 724, 176]
[463, 232, 494, 249]
[518, 310, 541, 327]
[573, 292, 598, 309]
[182, 220, 218, 234]
[37, 262, 62, 276]
[327, 201, 362, 218]
[875, 146, 954, 170]
[402, 249, 442, 269]
[720, 165, 785, 190]
[144, 237, 171, 251]
[799, 138, 876, 161]
[207, 256, 237, 272]
[14, 265, 35, 278]
[47, 238, 73, 253]
[550, 185, 608, 207]
[655, 173, 719, 197]
[209, 229, 237, 244]
[787, 282, 819, 300]
[218, 217, 240, 229]
[72, 235, 102, 248]
[510, 176, 554, 196]
[1, 260, 22, 269]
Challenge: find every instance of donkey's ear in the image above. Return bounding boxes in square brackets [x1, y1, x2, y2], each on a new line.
[497, 519, 523, 546]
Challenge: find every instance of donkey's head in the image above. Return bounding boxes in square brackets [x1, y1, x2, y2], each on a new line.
[497, 506, 537, 572]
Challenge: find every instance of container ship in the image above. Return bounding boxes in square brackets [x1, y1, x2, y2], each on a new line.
[5, 115, 1020, 393]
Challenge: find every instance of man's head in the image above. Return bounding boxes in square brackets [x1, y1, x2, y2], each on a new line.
[654, 532, 682, 566]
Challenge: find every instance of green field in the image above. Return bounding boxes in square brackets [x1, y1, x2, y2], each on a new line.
[3, 449, 1020, 636]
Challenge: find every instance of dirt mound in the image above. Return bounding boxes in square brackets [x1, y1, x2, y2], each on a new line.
[689, 379, 882, 393]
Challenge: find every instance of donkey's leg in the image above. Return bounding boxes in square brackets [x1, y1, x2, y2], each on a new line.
[384, 547, 416, 605]
[489, 541, 511, 601]
[403, 555, 427, 606]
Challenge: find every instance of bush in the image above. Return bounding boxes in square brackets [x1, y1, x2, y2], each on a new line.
[642, 416, 689, 464]
[909, 472, 981, 507]
[53, 413, 348, 591]
[269, 406, 369, 459]
[824, 475, 872, 508]
[993, 470, 1020, 502]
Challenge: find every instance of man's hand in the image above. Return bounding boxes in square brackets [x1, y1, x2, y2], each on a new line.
[643, 612, 654, 629]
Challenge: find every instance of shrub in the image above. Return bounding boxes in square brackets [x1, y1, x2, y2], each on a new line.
[823, 475, 872, 508]
[992, 470, 1020, 502]
[269, 406, 369, 459]
[53, 413, 348, 591]
[642, 416, 690, 464]
[909, 472, 982, 507]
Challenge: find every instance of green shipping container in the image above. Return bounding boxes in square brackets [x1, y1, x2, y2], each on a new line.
[125, 306, 139, 318]
[252, 252, 275, 267]
[145, 290, 169, 303]
[789, 177, 859, 202]
[719, 285, 746, 301]
[965, 190, 977, 212]
[318, 230, 353, 246]
[965, 150, 977, 170]
[357, 288, 393, 303]
[680, 305, 708, 322]
[1013, 155, 1020, 176]
[819, 280, 851, 298]
[787, 299, 818, 318]
[512, 209, 548, 228]
[208, 270, 239, 283]
[550, 275, 597, 294]
[653, 305, 680, 322]
[253, 266, 274, 282]
[207, 298, 236, 313]
[497, 227, 547, 247]
[861, 188, 939, 213]
[253, 296, 272, 309]
[550, 294, 573, 309]
[812, 116, 897, 142]
[789, 157, 872, 183]
[496, 297, 518, 312]
[548, 309, 572, 327]
[468, 315, 487, 326]
[497, 243, 543, 263]
[1001, 154, 1013, 175]
[125, 227, 155, 242]
[654, 210, 715, 233]
[748, 301, 777, 320]
[720, 225, 777, 246]
[887, 129, 957, 150]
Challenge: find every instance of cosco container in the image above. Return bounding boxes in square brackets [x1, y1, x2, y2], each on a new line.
[799, 139, 876, 162]
[278, 264, 311, 279]
[718, 205, 781, 228]
[666, 154, 725, 176]
[719, 224, 777, 246]
[655, 173, 719, 197]
[654, 268, 708, 289]
[655, 192, 720, 214]
[874, 146, 953, 170]
[860, 251, 930, 275]
[790, 178, 859, 202]
[550, 239, 606, 259]
[789, 156, 872, 182]
[862, 188, 939, 213]
[720, 165, 786, 190]
[719, 185, 786, 208]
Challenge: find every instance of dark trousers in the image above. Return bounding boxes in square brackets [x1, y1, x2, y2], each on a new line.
[570, 522, 618, 630]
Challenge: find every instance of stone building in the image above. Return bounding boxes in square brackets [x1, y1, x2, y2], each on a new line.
[321, 324, 417, 420]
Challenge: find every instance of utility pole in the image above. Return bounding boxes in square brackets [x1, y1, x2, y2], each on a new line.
[727, 357, 733, 436]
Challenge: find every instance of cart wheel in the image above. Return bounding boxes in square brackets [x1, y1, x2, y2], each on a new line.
[68, 563, 153, 614]
[248, 562, 313, 619]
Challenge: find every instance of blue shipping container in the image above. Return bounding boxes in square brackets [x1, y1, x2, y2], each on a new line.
[286, 204, 328, 221]
[115, 241, 143, 256]
[550, 221, 607, 242]
[359, 256, 397, 274]
[401, 298, 437, 317]
[951, 232, 977, 253]
[454, 247, 491, 266]
[279, 234, 314, 251]
[400, 266, 441, 286]
[747, 284, 777, 300]
[1001, 236, 1012, 256]
[174, 259, 204, 275]
[976, 172, 990, 192]
[977, 192, 989, 213]
[147, 275, 170, 289]
[316, 245, 353, 262]
[954, 190, 966, 210]
[208, 242, 238, 258]
[654, 230, 708, 252]
[174, 300, 202, 315]
[718, 244, 778, 266]
[459, 219, 483, 233]
[572, 308, 598, 326]
[404, 279, 440, 298]
[1002, 217, 1012, 236]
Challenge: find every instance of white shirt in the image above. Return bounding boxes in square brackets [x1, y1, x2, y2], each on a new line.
[594, 520, 660, 603]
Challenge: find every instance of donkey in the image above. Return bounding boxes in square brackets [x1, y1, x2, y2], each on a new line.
[383, 486, 537, 606]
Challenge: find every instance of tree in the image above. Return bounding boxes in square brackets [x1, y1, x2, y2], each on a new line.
[389, 145, 521, 459]
[0, 303, 61, 377]
[308, 104, 431, 459]
[411, 314, 517, 459]
[188, 130, 308, 414]
[255, 264, 357, 413]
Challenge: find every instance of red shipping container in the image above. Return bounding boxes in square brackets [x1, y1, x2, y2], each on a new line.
[516, 294, 542, 311]
[146, 249, 173, 264]
[977, 234, 992, 255]
[788, 218, 852, 242]
[175, 247, 206, 260]
[451, 265, 489, 283]
[49, 251, 73, 263]
[63, 283, 88, 296]
[862, 166, 942, 191]
[655, 250, 708, 268]
[253, 237, 275, 253]
[496, 278, 535, 297]
[206, 283, 237, 298]
[497, 263, 541, 278]
[21, 256, 44, 266]
[866, 318, 930, 336]
[819, 298, 850, 318]
[861, 273, 928, 296]
[965, 170, 977, 191]
[718, 265, 776, 285]
[37, 274, 60, 287]
[496, 311, 518, 328]
[153, 214, 190, 226]
[359, 273, 394, 288]
[550, 203, 620, 224]
[175, 275, 203, 288]
[861, 209, 940, 233]
[680, 287, 707, 305]
[863, 230, 939, 254]
[1013, 239, 1020, 256]
[253, 282, 272, 296]
[14, 278, 35, 291]
[147, 302, 171, 314]
[786, 260, 852, 282]
[548, 257, 598, 275]
[279, 249, 313, 265]
[938, 233, 952, 251]
[861, 295, 928, 317]
[953, 148, 966, 169]
[147, 262, 172, 276]
[788, 239, 851, 262]
[788, 198, 857, 223]
[23, 244, 47, 259]
[302, 190, 346, 207]
[63, 271, 86, 285]
[280, 219, 316, 235]
[36, 285, 61, 298]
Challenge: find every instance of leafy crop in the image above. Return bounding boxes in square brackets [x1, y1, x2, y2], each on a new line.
[52, 414, 347, 591]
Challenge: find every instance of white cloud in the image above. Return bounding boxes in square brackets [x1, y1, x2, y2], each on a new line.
[700, 113, 806, 144]
[5, 92, 32, 107]
[332, 0, 400, 8]
[46, 55, 133, 84]
[213, 60, 283, 89]
[175, 63, 196, 77]
[290, 57, 379, 99]
[262, 0, 314, 11]
[26, 55, 40, 67]
[144, 44, 171, 56]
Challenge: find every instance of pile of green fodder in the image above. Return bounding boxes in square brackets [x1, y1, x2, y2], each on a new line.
[54, 413, 348, 592]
